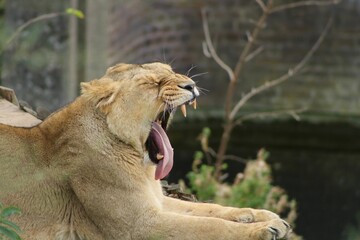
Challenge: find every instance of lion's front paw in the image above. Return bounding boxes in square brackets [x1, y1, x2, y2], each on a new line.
[222, 208, 280, 223]
[252, 209, 280, 222]
[256, 219, 291, 240]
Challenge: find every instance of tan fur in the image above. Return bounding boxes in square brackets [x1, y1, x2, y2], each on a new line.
[0, 62, 290, 239]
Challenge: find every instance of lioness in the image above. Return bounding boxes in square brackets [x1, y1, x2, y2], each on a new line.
[0, 62, 290, 239]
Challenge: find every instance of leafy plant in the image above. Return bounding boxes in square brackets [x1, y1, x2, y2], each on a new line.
[0, 203, 21, 240]
[181, 128, 302, 240]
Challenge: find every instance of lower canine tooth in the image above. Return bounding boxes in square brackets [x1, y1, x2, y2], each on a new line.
[180, 104, 187, 117]
[156, 154, 164, 160]
[192, 99, 197, 109]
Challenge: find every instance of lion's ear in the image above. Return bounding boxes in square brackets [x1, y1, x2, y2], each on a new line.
[81, 78, 118, 108]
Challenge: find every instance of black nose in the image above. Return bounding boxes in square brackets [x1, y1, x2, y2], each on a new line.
[179, 84, 195, 92]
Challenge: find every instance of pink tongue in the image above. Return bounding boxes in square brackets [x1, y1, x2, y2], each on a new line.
[151, 122, 174, 180]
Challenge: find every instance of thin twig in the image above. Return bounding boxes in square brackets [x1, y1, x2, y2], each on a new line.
[207, 147, 217, 158]
[3, 12, 65, 52]
[255, 0, 267, 12]
[245, 46, 264, 62]
[204, 147, 217, 164]
[223, 155, 248, 164]
[229, 16, 333, 120]
[235, 107, 307, 125]
[270, 0, 341, 13]
[232, 0, 272, 83]
[201, 8, 235, 82]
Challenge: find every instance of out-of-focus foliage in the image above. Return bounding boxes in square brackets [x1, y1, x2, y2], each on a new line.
[181, 127, 303, 240]
[342, 212, 360, 240]
[0, 203, 21, 240]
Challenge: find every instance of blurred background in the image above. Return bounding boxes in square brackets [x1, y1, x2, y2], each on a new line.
[0, 0, 359, 239]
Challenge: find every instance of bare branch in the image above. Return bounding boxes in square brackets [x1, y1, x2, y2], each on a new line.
[255, 0, 268, 12]
[245, 46, 264, 62]
[270, 0, 341, 14]
[203, 147, 217, 165]
[201, 8, 235, 82]
[229, 16, 333, 120]
[235, 107, 307, 125]
[232, 7, 269, 84]
[213, 1, 272, 179]
[3, 12, 65, 52]
[202, 41, 211, 58]
[207, 147, 217, 158]
[245, 31, 253, 42]
[223, 155, 248, 164]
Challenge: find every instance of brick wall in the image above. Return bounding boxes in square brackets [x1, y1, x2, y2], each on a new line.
[107, 0, 360, 118]
[2, 0, 359, 117]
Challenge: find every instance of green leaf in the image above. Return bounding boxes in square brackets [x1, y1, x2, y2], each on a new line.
[194, 151, 204, 161]
[1, 207, 21, 218]
[0, 225, 21, 240]
[202, 127, 211, 138]
[221, 163, 228, 170]
[0, 219, 21, 232]
[66, 8, 85, 19]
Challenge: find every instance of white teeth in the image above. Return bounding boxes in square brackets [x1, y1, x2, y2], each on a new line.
[156, 153, 164, 160]
[190, 99, 197, 110]
[180, 104, 187, 117]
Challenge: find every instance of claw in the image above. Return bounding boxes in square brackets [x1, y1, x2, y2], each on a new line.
[282, 220, 290, 228]
[268, 227, 279, 238]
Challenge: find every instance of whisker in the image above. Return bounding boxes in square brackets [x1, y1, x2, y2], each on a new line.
[162, 103, 168, 121]
[168, 57, 177, 66]
[155, 103, 165, 118]
[186, 65, 197, 77]
[196, 86, 209, 96]
[190, 72, 208, 79]
[162, 49, 167, 64]
[153, 55, 163, 63]
[197, 86, 209, 92]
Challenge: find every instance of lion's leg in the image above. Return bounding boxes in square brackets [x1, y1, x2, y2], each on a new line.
[135, 211, 290, 240]
[163, 196, 281, 223]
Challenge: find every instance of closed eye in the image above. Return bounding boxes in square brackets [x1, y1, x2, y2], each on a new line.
[178, 84, 195, 92]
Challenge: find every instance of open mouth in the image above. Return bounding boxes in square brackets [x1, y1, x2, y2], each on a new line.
[145, 99, 197, 180]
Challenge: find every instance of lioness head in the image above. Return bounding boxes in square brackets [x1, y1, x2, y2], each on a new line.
[81, 62, 199, 179]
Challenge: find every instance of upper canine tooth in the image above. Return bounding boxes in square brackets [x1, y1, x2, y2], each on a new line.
[180, 104, 187, 117]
